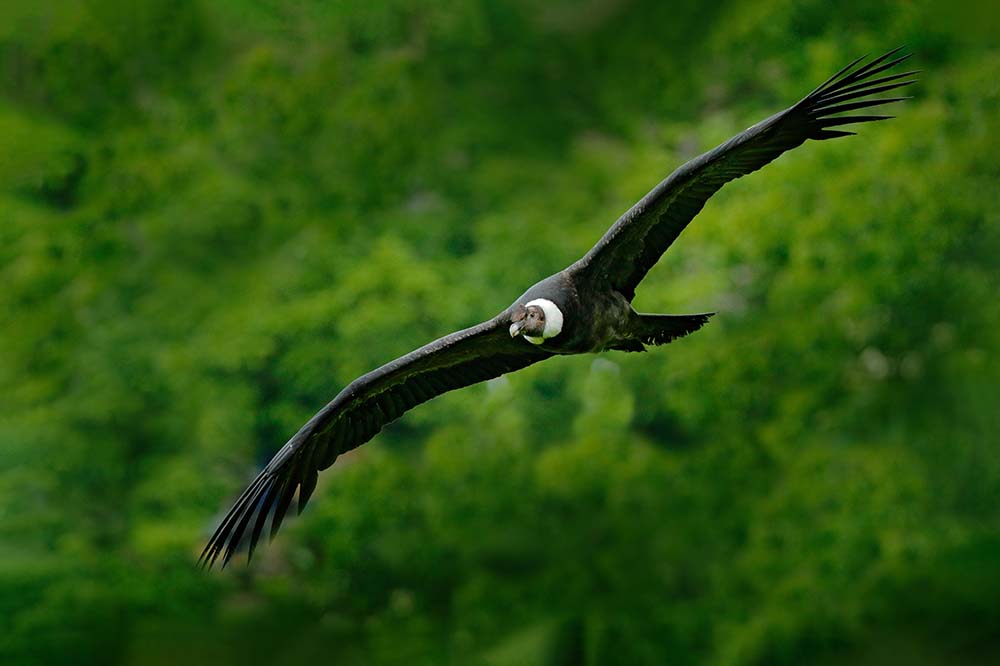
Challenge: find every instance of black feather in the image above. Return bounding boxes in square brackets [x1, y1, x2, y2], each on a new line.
[813, 81, 915, 111]
[222, 480, 270, 568]
[247, 475, 279, 562]
[813, 129, 857, 139]
[267, 452, 303, 541]
[833, 70, 920, 97]
[200, 472, 267, 568]
[298, 469, 318, 515]
[816, 97, 910, 116]
[824, 48, 910, 92]
[820, 115, 893, 127]
[267, 474, 294, 541]
[806, 54, 868, 97]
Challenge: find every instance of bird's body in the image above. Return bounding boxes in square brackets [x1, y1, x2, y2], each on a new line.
[510, 271, 708, 354]
[512, 272, 624, 354]
[202, 48, 915, 567]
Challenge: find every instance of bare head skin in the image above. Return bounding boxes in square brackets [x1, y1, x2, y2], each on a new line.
[509, 304, 546, 338]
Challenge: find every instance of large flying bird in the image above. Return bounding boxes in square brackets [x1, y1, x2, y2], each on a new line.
[201, 49, 915, 567]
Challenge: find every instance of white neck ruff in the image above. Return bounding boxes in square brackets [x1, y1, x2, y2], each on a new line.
[523, 298, 563, 344]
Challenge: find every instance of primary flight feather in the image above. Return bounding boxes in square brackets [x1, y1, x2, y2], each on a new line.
[201, 48, 915, 567]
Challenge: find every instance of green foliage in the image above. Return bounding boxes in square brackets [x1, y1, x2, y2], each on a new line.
[1, 1, 997, 664]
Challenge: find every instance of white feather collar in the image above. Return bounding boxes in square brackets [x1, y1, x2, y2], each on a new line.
[523, 298, 564, 344]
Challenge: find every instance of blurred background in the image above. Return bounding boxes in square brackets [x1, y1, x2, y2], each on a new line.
[1, 1, 998, 664]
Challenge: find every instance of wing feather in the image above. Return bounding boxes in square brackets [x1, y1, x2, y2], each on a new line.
[200, 313, 550, 567]
[575, 49, 915, 299]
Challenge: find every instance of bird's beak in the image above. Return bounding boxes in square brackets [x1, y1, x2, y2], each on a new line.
[509, 321, 525, 337]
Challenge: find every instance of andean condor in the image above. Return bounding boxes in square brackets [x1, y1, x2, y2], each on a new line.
[201, 48, 915, 567]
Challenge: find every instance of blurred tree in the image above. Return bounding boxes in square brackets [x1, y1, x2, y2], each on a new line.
[0, 1, 997, 664]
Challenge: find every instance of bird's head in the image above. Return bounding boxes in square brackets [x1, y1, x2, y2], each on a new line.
[509, 298, 563, 344]
[510, 304, 546, 338]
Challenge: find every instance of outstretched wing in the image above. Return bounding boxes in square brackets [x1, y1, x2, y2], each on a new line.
[200, 313, 551, 568]
[575, 48, 916, 300]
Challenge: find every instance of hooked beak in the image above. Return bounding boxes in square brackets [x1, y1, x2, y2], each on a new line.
[509, 321, 525, 337]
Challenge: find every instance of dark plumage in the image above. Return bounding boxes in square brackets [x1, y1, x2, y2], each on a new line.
[201, 49, 915, 567]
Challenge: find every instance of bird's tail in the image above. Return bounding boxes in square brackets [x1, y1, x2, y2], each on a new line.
[632, 312, 714, 347]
